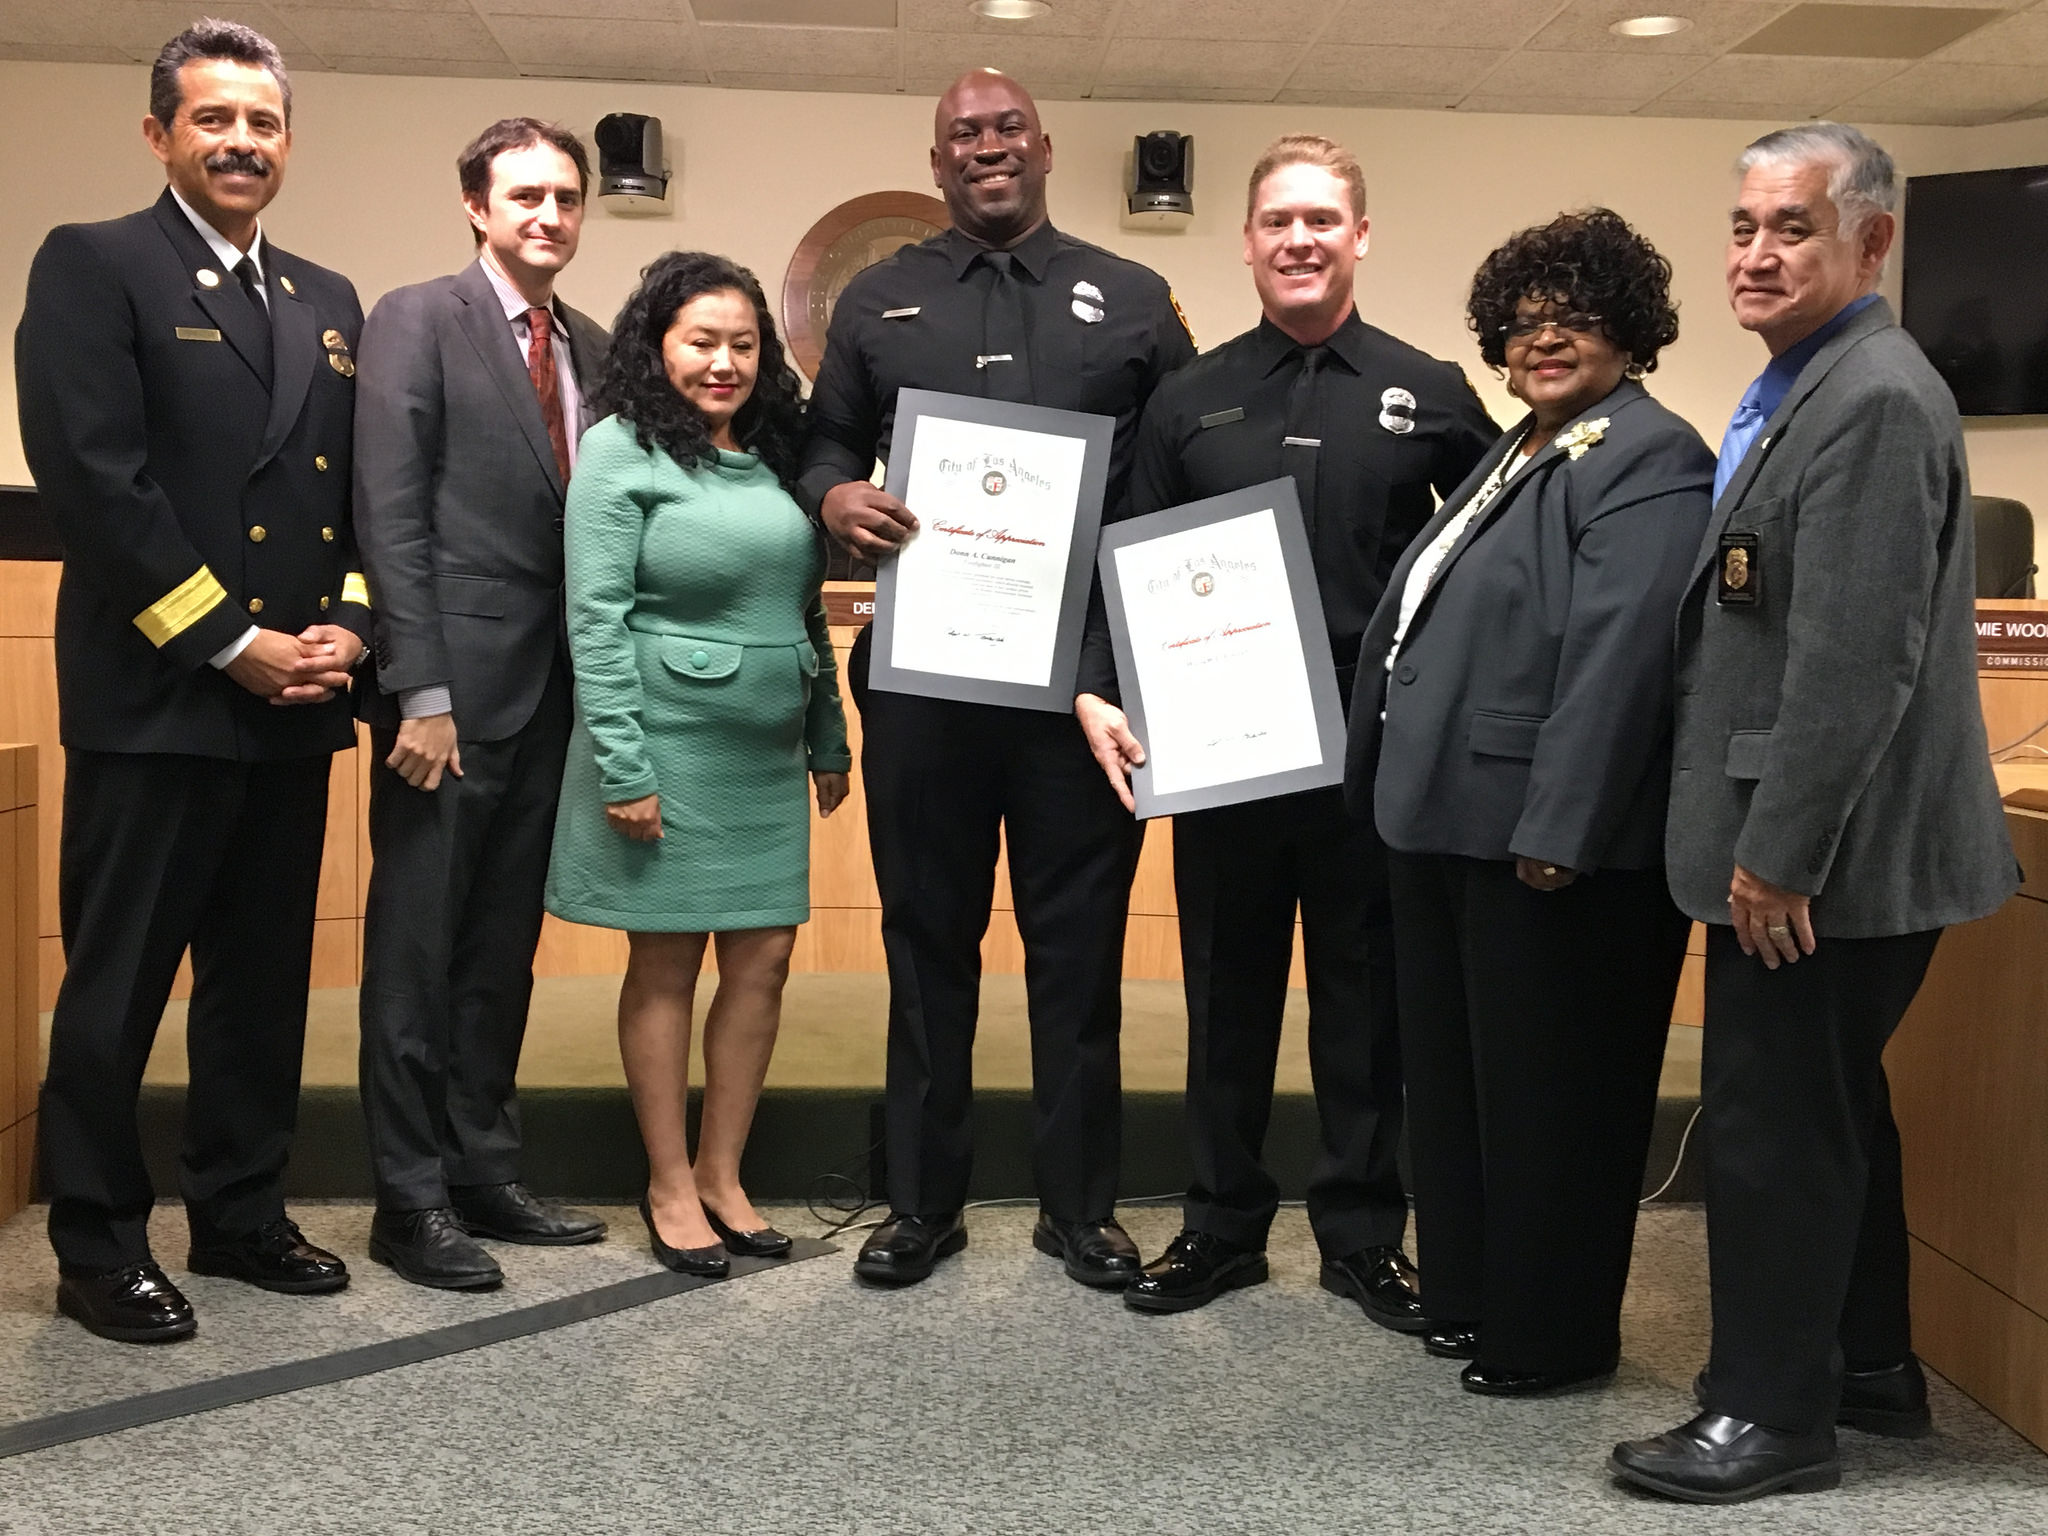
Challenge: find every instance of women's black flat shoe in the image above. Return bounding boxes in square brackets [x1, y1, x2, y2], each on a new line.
[1460, 1358, 1617, 1396]
[638, 1194, 729, 1277]
[1423, 1323, 1480, 1360]
[704, 1205, 792, 1258]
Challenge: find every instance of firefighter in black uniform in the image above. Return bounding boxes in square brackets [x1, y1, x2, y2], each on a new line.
[800, 69, 1194, 1288]
[1078, 136, 1497, 1318]
[14, 22, 370, 1342]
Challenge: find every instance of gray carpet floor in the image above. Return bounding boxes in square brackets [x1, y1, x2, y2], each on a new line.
[2, 1203, 2044, 1534]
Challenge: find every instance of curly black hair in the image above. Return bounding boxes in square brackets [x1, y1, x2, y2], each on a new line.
[1467, 207, 1679, 373]
[594, 250, 806, 488]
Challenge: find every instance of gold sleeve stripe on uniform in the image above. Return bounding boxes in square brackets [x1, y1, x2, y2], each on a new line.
[341, 571, 372, 608]
[133, 565, 229, 648]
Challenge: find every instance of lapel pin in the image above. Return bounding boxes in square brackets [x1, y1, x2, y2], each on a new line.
[329, 354, 355, 377]
[279, 275, 296, 295]
[196, 268, 221, 288]
[321, 329, 349, 352]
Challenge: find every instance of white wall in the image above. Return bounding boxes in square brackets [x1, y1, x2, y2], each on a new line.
[1, 60, 2041, 553]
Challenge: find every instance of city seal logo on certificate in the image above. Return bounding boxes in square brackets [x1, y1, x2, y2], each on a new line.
[869, 389, 1116, 713]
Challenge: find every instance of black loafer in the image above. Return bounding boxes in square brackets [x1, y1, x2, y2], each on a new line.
[705, 1205, 792, 1259]
[1610, 1413, 1840, 1504]
[1123, 1230, 1268, 1314]
[1320, 1245, 1429, 1334]
[1032, 1213, 1141, 1288]
[368, 1207, 504, 1290]
[640, 1195, 730, 1276]
[451, 1182, 606, 1245]
[56, 1263, 197, 1344]
[1423, 1323, 1480, 1360]
[188, 1218, 348, 1294]
[1693, 1357, 1932, 1438]
[853, 1212, 967, 1286]
[1461, 1358, 1617, 1396]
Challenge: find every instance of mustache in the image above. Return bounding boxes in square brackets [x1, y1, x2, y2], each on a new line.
[205, 150, 270, 177]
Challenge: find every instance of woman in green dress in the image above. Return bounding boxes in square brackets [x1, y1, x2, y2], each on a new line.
[547, 251, 850, 1276]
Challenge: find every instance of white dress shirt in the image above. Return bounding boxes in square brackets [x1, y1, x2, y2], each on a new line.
[1385, 428, 1532, 679]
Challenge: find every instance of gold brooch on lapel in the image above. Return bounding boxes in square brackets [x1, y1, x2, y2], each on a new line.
[279, 275, 296, 295]
[1557, 418, 1609, 460]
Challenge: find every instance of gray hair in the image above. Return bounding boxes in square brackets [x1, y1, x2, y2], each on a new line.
[150, 18, 292, 128]
[1735, 122, 1897, 240]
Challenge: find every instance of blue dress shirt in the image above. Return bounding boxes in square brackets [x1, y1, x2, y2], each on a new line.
[1713, 294, 1881, 504]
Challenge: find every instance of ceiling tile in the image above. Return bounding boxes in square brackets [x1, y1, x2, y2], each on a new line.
[1286, 44, 1507, 96]
[1732, 4, 2007, 59]
[1637, 96, 1819, 116]
[897, 0, 1119, 35]
[691, 0, 894, 22]
[51, 2, 320, 63]
[1650, 51, 1908, 109]
[1456, 92, 1644, 115]
[1838, 57, 2048, 112]
[1097, 38, 1303, 89]
[1275, 85, 1467, 106]
[478, 0, 683, 18]
[282, 10, 508, 61]
[0, 40, 133, 61]
[487, 17, 703, 74]
[324, 55, 519, 76]
[1091, 82, 1284, 99]
[519, 60, 707, 81]
[1472, 46, 1711, 101]
[706, 71, 901, 92]
[1522, 0, 1798, 55]
[903, 74, 1092, 98]
[1324, 0, 1554, 50]
[1938, 7, 2048, 60]
[270, 0, 472, 12]
[1114, 0, 1338, 43]
[899, 30, 1101, 81]
[698, 22, 899, 74]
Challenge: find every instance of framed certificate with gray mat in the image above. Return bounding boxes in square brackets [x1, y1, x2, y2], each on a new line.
[868, 389, 1113, 712]
[1098, 477, 1346, 818]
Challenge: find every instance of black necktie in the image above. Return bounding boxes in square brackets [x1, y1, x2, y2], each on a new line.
[234, 254, 273, 386]
[978, 250, 1034, 404]
[1282, 346, 1326, 541]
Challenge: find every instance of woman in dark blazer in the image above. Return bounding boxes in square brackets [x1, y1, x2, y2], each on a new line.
[1346, 209, 1714, 1395]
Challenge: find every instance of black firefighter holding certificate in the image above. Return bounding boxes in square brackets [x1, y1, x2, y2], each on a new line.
[1348, 210, 1713, 1395]
[1077, 135, 1494, 1318]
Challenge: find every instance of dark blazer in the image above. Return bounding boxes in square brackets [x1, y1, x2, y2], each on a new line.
[1666, 299, 2017, 936]
[352, 259, 607, 742]
[1347, 380, 1713, 873]
[15, 189, 369, 759]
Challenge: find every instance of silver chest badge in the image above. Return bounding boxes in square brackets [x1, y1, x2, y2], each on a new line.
[1380, 386, 1417, 436]
[1072, 280, 1105, 324]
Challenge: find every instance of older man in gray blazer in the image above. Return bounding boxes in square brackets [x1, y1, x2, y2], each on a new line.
[1611, 124, 2018, 1504]
[353, 118, 610, 1288]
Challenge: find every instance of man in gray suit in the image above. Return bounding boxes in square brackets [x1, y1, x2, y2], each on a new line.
[1611, 124, 2017, 1503]
[353, 118, 609, 1288]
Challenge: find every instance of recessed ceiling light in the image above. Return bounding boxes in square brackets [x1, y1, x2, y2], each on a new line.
[972, 0, 1052, 18]
[1610, 14, 1695, 37]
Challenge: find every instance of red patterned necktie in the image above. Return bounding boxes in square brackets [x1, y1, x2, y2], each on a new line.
[526, 307, 572, 485]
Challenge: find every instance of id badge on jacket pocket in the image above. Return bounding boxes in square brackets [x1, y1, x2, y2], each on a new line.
[1717, 532, 1759, 607]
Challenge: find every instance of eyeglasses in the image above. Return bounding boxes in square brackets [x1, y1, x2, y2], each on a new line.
[1502, 312, 1605, 341]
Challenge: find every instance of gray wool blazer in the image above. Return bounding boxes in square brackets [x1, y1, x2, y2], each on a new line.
[1666, 299, 2018, 937]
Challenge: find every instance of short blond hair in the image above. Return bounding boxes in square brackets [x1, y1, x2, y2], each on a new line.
[1246, 134, 1367, 222]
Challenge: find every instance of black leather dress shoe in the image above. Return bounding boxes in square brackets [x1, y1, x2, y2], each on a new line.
[705, 1205, 792, 1259]
[188, 1218, 349, 1294]
[57, 1263, 197, 1344]
[1610, 1413, 1840, 1504]
[1692, 1356, 1932, 1438]
[1423, 1323, 1480, 1360]
[854, 1212, 967, 1285]
[640, 1195, 730, 1276]
[1320, 1245, 1429, 1334]
[1461, 1358, 1617, 1396]
[1123, 1230, 1267, 1314]
[369, 1207, 504, 1290]
[1032, 1213, 1141, 1288]
[451, 1182, 607, 1245]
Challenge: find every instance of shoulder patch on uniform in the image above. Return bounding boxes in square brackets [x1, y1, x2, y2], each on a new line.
[1170, 291, 1196, 348]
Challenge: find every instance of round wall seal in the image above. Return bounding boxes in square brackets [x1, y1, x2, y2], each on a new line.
[781, 191, 951, 380]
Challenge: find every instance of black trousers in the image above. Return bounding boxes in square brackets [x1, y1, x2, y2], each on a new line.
[1174, 787, 1407, 1256]
[357, 664, 571, 1210]
[1699, 923, 1940, 1435]
[41, 749, 330, 1272]
[853, 636, 1144, 1220]
[1387, 852, 1690, 1374]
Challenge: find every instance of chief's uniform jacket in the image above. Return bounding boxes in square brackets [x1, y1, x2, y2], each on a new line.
[1095, 311, 1495, 1257]
[15, 188, 369, 1271]
[1667, 298, 2017, 1434]
[799, 221, 1193, 1221]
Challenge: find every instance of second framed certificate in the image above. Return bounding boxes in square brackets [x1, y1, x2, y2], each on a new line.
[868, 389, 1114, 712]
[1098, 478, 1347, 819]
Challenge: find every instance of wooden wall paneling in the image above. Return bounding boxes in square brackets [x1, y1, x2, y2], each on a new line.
[1980, 672, 2048, 758]
[532, 915, 632, 977]
[1909, 1237, 2048, 1454]
[0, 561, 59, 637]
[1, 743, 37, 1224]
[315, 746, 357, 921]
[1, 803, 20, 1132]
[0, 635, 61, 952]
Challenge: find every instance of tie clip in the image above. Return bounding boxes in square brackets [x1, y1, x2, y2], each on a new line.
[1282, 436, 1322, 448]
[975, 354, 1015, 368]
[883, 307, 921, 319]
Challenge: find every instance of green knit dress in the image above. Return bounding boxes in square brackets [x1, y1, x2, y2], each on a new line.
[545, 414, 850, 933]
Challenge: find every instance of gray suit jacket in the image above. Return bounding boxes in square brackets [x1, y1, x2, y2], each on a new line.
[1348, 381, 1713, 872]
[353, 259, 608, 741]
[1666, 299, 2017, 936]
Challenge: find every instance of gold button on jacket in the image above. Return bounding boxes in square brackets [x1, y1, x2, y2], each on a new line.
[319, 596, 331, 611]
[314, 455, 329, 471]
[320, 526, 335, 542]
[247, 597, 264, 615]
[248, 525, 266, 543]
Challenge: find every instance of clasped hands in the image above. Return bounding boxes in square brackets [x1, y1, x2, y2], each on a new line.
[224, 624, 360, 707]
[605, 772, 850, 842]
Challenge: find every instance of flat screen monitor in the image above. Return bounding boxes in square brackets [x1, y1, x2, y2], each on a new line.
[1902, 165, 2048, 417]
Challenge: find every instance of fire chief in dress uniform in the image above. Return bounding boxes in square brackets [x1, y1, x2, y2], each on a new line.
[800, 70, 1194, 1288]
[1077, 136, 1496, 1318]
[15, 21, 369, 1343]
